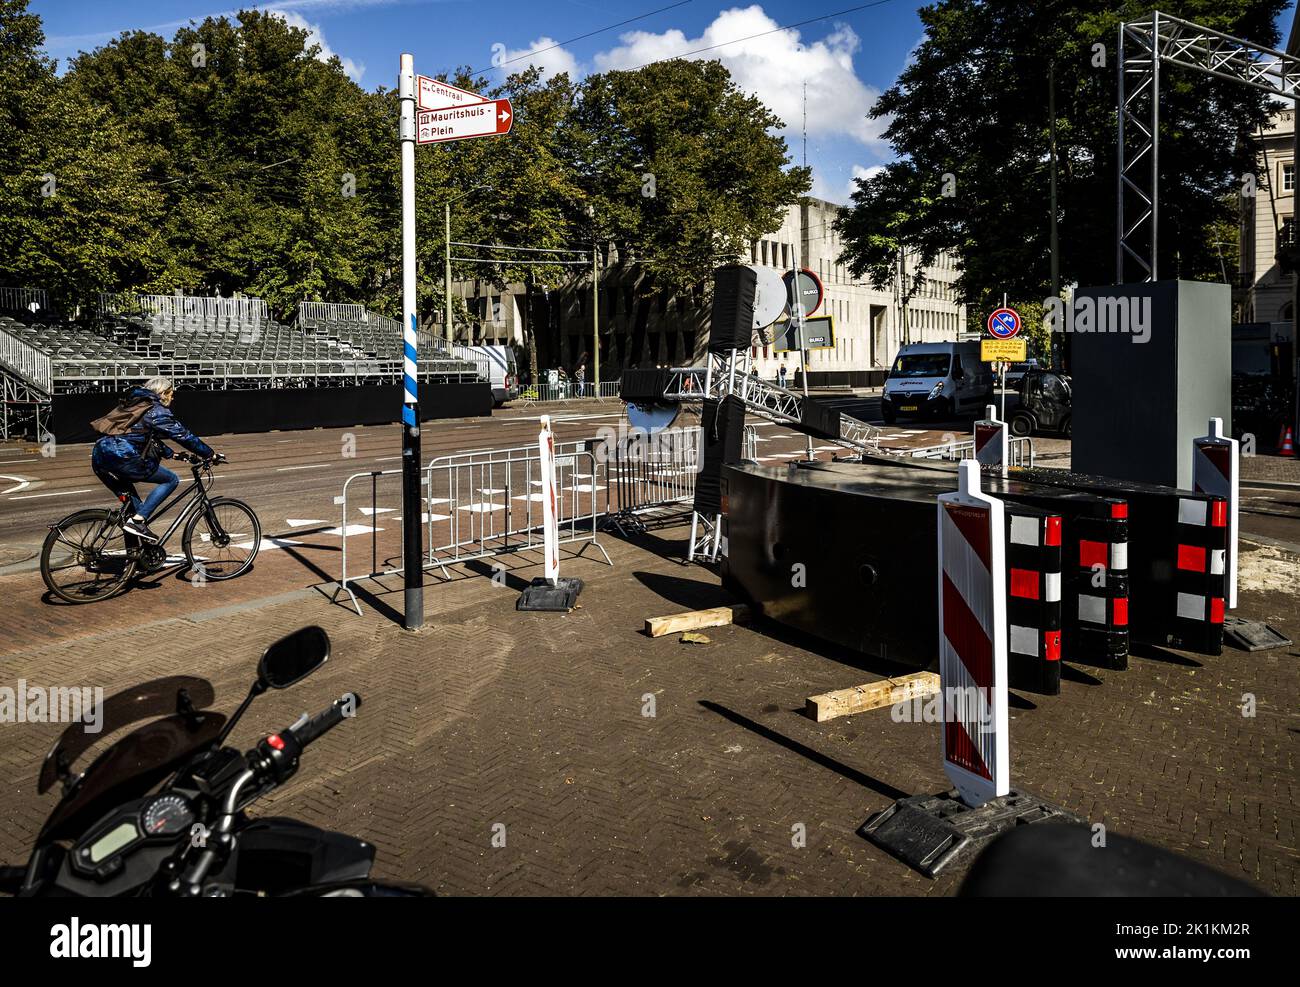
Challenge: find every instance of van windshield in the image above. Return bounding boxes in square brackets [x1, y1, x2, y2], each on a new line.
[891, 354, 951, 378]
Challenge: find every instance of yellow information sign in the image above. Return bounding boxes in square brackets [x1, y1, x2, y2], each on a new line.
[981, 338, 1027, 363]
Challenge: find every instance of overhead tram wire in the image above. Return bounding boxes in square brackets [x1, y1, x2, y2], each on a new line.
[460, 0, 696, 76]
[449, 240, 592, 266]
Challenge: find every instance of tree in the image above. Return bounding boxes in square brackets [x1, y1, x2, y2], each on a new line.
[569, 59, 810, 364]
[835, 0, 1285, 310]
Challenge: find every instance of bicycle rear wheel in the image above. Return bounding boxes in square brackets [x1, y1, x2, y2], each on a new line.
[40, 509, 137, 603]
[183, 497, 261, 580]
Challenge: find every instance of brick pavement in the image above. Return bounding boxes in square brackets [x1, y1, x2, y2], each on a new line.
[0, 521, 1296, 895]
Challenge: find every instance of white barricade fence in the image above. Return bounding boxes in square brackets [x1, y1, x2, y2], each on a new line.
[974, 404, 1009, 476]
[906, 435, 1034, 469]
[331, 439, 610, 614]
[595, 425, 710, 534]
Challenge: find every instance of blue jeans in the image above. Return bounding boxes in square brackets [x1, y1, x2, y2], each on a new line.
[96, 463, 178, 520]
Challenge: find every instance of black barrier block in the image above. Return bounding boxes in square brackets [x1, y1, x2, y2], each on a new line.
[861, 788, 1086, 879]
[516, 576, 583, 612]
[51, 384, 493, 444]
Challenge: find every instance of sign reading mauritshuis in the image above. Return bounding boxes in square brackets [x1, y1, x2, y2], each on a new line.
[416, 99, 514, 144]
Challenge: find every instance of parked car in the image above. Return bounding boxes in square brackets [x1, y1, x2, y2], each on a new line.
[1003, 359, 1040, 387]
[881, 341, 995, 423]
[1009, 369, 1072, 437]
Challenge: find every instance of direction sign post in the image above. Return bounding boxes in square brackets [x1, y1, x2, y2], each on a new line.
[417, 100, 513, 144]
[986, 307, 1022, 423]
[399, 53, 422, 631]
[417, 75, 489, 111]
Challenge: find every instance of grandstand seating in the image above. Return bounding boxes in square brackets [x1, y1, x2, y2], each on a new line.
[0, 292, 485, 396]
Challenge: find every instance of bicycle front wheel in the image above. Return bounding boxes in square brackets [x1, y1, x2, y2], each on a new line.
[183, 497, 261, 580]
[40, 509, 137, 603]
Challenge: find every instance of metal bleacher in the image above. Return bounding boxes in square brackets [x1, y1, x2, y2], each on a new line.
[0, 289, 489, 438]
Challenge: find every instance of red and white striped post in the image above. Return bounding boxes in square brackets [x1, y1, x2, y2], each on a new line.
[937, 460, 1009, 808]
[974, 404, 1008, 477]
[538, 414, 560, 587]
[1192, 418, 1238, 610]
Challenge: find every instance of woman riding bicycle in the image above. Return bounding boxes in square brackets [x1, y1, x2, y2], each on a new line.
[90, 377, 222, 543]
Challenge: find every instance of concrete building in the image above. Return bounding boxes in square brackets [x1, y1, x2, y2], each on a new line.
[443, 196, 966, 384]
[1239, 105, 1296, 326]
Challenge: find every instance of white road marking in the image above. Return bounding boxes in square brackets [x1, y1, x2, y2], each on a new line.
[359, 507, 395, 515]
[395, 513, 450, 522]
[458, 503, 503, 513]
[374, 456, 401, 462]
[276, 463, 330, 472]
[286, 518, 327, 527]
[235, 536, 305, 551]
[1, 475, 32, 496]
[10, 488, 93, 500]
[0, 458, 38, 464]
[321, 524, 383, 537]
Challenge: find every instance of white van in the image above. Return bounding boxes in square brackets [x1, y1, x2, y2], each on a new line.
[881, 341, 994, 423]
[464, 344, 519, 407]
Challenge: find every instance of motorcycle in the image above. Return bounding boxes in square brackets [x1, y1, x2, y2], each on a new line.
[0, 626, 431, 897]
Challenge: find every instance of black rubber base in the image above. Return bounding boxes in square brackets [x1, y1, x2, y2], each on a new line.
[860, 788, 1085, 879]
[1223, 616, 1292, 652]
[516, 576, 583, 612]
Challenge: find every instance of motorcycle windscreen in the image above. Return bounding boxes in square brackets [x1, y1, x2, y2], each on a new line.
[38, 711, 226, 844]
[38, 676, 216, 794]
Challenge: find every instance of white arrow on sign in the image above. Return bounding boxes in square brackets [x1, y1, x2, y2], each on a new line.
[417, 75, 487, 111]
[417, 99, 513, 144]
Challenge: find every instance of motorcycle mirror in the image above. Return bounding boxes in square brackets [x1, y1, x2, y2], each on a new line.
[258, 626, 330, 690]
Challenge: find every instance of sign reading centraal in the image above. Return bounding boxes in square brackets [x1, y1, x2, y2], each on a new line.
[417, 75, 487, 110]
[417, 99, 514, 144]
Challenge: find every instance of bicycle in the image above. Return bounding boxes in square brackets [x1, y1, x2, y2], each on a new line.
[40, 453, 262, 603]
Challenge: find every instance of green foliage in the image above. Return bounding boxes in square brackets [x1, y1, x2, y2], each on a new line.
[835, 0, 1286, 307]
[1, 3, 806, 327]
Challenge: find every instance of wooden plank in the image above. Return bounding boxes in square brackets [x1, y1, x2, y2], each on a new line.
[805, 671, 940, 723]
[644, 604, 749, 638]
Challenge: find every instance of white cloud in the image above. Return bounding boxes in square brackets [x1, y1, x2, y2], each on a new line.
[496, 37, 580, 82]
[848, 163, 886, 197]
[594, 5, 888, 151]
[273, 10, 365, 81]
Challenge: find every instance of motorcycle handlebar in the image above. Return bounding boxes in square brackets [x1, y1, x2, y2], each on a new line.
[288, 694, 362, 748]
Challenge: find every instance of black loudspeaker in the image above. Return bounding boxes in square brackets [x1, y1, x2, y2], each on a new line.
[708, 265, 757, 353]
[692, 395, 746, 515]
[618, 368, 670, 403]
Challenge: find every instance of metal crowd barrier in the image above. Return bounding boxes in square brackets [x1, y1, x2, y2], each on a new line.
[903, 435, 1035, 468]
[331, 441, 610, 614]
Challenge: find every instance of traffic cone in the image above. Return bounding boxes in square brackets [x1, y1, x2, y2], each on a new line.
[1281, 425, 1297, 458]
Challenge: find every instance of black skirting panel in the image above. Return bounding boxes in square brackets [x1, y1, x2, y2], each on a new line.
[51, 384, 494, 444]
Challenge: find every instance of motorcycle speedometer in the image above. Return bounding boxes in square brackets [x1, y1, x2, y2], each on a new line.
[141, 794, 195, 836]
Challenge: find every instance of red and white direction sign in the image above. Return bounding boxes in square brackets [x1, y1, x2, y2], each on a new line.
[417, 75, 486, 110]
[417, 99, 513, 144]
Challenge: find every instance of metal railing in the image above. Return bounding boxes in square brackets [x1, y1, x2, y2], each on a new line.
[297, 301, 368, 324]
[0, 286, 48, 314]
[0, 325, 53, 393]
[332, 440, 609, 614]
[902, 436, 1035, 468]
[49, 357, 481, 389]
[101, 293, 270, 324]
[520, 380, 620, 403]
[599, 425, 703, 535]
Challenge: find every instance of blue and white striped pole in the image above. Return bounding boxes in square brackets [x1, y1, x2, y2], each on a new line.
[399, 53, 423, 630]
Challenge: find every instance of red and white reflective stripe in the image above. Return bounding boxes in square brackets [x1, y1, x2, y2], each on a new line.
[937, 461, 1008, 808]
[974, 406, 1008, 475]
[1110, 541, 1128, 570]
[1192, 418, 1238, 609]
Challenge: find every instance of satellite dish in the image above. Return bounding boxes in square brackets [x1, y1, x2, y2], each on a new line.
[626, 401, 680, 434]
[750, 266, 787, 344]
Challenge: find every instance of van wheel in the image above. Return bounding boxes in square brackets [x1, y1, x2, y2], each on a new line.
[1009, 412, 1034, 437]
[881, 405, 896, 425]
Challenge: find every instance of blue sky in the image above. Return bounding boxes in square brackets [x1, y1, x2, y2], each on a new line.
[29, 0, 1300, 205]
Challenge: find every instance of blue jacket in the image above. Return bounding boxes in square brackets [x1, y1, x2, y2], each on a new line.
[91, 387, 214, 481]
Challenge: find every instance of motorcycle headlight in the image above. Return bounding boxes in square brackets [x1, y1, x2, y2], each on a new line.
[928, 382, 944, 400]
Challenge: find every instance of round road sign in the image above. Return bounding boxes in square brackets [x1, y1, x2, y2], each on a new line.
[783, 267, 824, 318]
[987, 307, 1021, 339]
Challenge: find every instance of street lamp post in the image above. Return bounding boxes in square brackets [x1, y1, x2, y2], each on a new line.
[441, 184, 492, 343]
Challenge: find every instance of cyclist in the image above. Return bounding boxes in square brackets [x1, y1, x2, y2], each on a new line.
[90, 377, 220, 542]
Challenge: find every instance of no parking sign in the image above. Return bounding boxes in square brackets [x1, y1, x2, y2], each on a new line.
[987, 307, 1021, 339]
